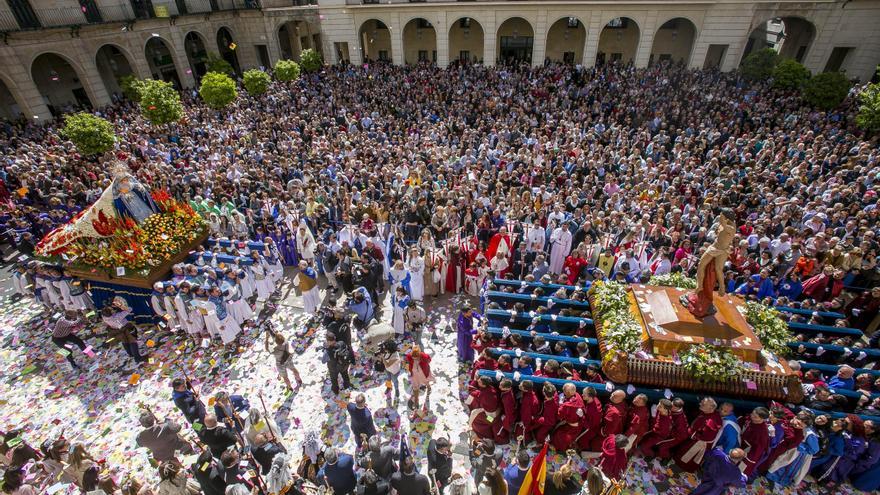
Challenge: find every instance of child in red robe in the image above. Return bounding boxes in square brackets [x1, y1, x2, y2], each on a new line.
[591, 390, 628, 451]
[577, 387, 603, 451]
[738, 407, 771, 477]
[466, 376, 500, 440]
[493, 378, 517, 444]
[551, 383, 585, 451]
[674, 398, 723, 472]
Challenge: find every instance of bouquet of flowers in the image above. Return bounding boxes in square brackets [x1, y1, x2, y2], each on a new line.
[745, 301, 793, 357]
[648, 273, 697, 289]
[679, 344, 745, 383]
[589, 280, 642, 356]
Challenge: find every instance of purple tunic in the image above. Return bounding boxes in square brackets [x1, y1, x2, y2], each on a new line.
[690, 448, 747, 495]
[456, 312, 479, 362]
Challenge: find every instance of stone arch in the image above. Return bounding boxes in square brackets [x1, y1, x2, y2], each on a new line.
[402, 17, 437, 65]
[30, 52, 94, 116]
[649, 17, 698, 66]
[95, 44, 135, 98]
[545, 16, 587, 64]
[217, 26, 241, 74]
[0, 74, 30, 120]
[742, 16, 817, 64]
[277, 20, 321, 61]
[184, 31, 210, 80]
[449, 16, 485, 64]
[597, 17, 641, 65]
[359, 19, 393, 63]
[144, 36, 182, 88]
[496, 17, 535, 65]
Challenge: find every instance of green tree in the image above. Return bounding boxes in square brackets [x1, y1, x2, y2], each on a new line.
[740, 48, 779, 81]
[242, 69, 271, 95]
[856, 78, 880, 134]
[206, 54, 235, 76]
[772, 59, 810, 90]
[60, 112, 116, 156]
[199, 71, 238, 109]
[300, 48, 323, 72]
[803, 71, 851, 110]
[274, 59, 301, 82]
[139, 79, 183, 126]
[119, 75, 145, 103]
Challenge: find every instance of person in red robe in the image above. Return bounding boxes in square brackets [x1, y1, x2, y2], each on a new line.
[655, 399, 691, 458]
[638, 398, 674, 457]
[466, 376, 499, 440]
[486, 227, 512, 260]
[577, 387, 603, 451]
[600, 434, 630, 480]
[551, 383, 585, 451]
[674, 398, 723, 472]
[757, 415, 805, 475]
[516, 380, 540, 444]
[493, 378, 517, 444]
[531, 382, 559, 444]
[470, 349, 497, 384]
[591, 390, 628, 451]
[625, 394, 650, 451]
[738, 407, 771, 477]
[445, 245, 464, 294]
[562, 249, 588, 285]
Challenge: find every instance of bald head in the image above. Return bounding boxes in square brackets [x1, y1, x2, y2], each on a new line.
[729, 448, 746, 463]
[204, 414, 218, 428]
[610, 390, 625, 403]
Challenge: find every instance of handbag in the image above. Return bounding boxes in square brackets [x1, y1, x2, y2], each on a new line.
[374, 359, 386, 373]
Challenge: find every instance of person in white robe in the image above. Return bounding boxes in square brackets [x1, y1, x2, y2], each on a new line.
[525, 223, 546, 254]
[222, 271, 254, 325]
[192, 289, 220, 339]
[490, 251, 509, 276]
[151, 283, 171, 321]
[12, 265, 31, 298]
[263, 239, 284, 282]
[296, 224, 316, 263]
[61, 273, 93, 311]
[391, 286, 410, 336]
[406, 248, 425, 302]
[209, 286, 241, 345]
[549, 225, 573, 274]
[237, 264, 255, 301]
[249, 252, 275, 301]
[294, 261, 321, 315]
[173, 282, 200, 338]
[388, 260, 411, 296]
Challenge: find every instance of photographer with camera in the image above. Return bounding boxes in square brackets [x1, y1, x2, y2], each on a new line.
[347, 286, 375, 330]
[324, 306, 353, 348]
[322, 333, 354, 394]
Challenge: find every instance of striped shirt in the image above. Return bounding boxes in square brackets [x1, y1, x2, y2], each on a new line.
[53, 316, 84, 338]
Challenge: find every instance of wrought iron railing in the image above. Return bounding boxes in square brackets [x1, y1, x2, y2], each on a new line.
[0, 10, 21, 30]
[34, 6, 86, 27]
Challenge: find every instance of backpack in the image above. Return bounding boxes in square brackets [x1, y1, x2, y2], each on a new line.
[334, 343, 353, 365]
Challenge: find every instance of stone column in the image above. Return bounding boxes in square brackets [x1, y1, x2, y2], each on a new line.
[483, 17, 496, 66]
[634, 13, 657, 68]
[390, 14, 404, 65]
[435, 13, 449, 67]
[0, 51, 51, 120]
[532, 12, 548, 66]
[582, 14, 603, 67]
[167, 29, 197, 89]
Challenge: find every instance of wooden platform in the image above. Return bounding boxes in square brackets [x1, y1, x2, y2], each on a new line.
[631, 285, 763, 363]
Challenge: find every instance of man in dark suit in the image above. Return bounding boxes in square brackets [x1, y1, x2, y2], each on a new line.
[198, 414, 238, 458]
[510, 242, 535, 280]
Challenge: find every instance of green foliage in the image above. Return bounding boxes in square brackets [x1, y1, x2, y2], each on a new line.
[648, 273, 697, 289]
[138, 79, 183, 126]
[744, 301, 794, 357]
[589, 280, 642, 356]
[772, 59, 811, 90]
[680, 344, 745, 383]
[299, 48, 323, 72]
[60, 112, 116, 156]
[274, 59, 301, 82]
[803, 71, 851, 110]
[856, 79, 880, 134]
[199, 72, 238, 109]
[740, 48, 779, 81]
[206, 54, 235, 76]
[119, 75, 146, 103]
[242, 69, 271, 95]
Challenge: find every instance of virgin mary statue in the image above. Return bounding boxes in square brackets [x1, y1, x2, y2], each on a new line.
[111, 164, 159, 223]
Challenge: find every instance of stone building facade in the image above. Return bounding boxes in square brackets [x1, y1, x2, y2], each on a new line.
[1, 0, 878, 120]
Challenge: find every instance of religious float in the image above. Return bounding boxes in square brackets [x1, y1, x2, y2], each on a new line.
[588, 210, 803, 403]
[34, 164, 208, 318]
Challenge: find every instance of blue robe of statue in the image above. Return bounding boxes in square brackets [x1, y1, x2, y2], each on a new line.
[113, 178, 159, 223]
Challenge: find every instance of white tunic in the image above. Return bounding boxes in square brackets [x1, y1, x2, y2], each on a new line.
[549, 228, 572, 274]
[407, 256, 425, 301]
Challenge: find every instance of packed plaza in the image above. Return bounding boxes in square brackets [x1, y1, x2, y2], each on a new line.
[2, 9, 880, 495]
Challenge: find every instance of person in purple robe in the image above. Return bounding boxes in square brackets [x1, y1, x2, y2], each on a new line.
[850, 420, 880, 479]
[456, 306, 481, 362]
[690, 447, 747, 495]
[815, 415, 867, 484]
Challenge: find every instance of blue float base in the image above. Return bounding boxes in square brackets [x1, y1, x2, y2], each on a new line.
[87, 281, 159, 323]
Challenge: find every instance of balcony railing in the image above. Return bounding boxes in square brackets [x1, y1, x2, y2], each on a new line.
[34, 6, 86, 26]
[100, 3, 136, 22]
[0, 10, 20, 30]
[186, 0, 214, 14]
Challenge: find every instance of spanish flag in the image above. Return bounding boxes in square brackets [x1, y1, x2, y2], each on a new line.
[518, 442, 549, 495]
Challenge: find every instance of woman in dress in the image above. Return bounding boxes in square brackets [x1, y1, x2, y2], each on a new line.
[391, 286, 410, 338]
[406, 248, 425, 302]
[296, 223, 316, 264]
[405, 346, 434, 419]
[766, 412, 820, 487]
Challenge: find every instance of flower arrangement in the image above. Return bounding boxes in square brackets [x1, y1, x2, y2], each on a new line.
[589, 280, 642, 357]
[679, 344, 745, 383]
[47, 191, 205, 271]
[745, 301, 793, 357]
[648, 273, 697, 289]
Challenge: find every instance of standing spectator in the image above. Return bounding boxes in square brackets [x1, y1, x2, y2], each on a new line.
[318, 447, 357, 495]
[135, 411, 194, 462]
[337, 394, 377, 449]
[404, 346, 433, 418]
[323, 333, 353, 394]
[171, 378, 206, 425]
[51, 309, 88, 369]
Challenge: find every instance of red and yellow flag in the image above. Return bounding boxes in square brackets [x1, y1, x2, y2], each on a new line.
[518, 442, 549, 495]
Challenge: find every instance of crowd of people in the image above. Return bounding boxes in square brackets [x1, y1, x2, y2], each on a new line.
[1, 57, 880, 494]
